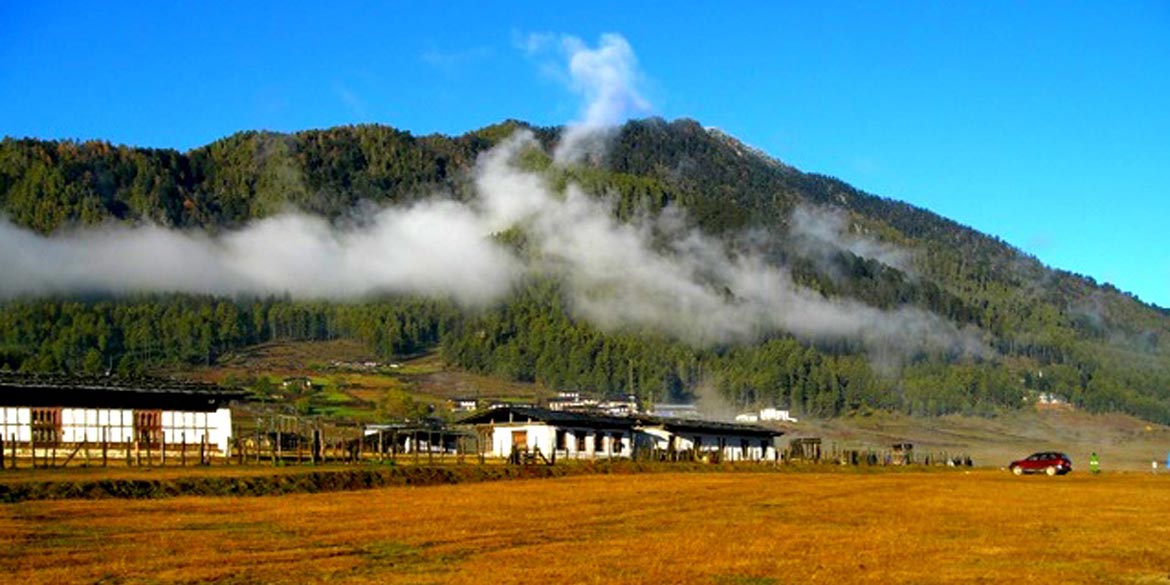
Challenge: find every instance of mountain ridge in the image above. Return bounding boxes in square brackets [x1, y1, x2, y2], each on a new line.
[1, 118, 1167, 423]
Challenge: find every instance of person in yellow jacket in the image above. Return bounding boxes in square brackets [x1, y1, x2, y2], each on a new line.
[1089, 452, 1100, 474]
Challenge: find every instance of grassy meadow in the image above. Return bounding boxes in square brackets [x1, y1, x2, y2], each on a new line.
[3, 470, 1170, 584]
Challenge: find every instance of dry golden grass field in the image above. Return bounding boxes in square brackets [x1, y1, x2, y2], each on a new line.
[3, 470, 1170, 584]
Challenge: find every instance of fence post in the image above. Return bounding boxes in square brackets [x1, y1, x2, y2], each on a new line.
[102, 427, 108, 467]
[0, 434, 5, 470]
[181, 432, 187, 467]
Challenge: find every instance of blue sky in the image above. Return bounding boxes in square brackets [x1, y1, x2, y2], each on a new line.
[2, 2, 1168, 308]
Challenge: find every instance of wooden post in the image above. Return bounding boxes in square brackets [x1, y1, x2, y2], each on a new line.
[0, 434, 5, 470]
[311, 429, 320, 465]
[391, 429, 398, 463]
[428, 430, 434, 464]
[181, 432, 187, 467]
[146, 437, 152, 467]
[160, 433, 167, 467]
[83, 430, 90, 467]
[413, 431, 419, 465]
[297, 431, 303, 465]
[10, 434, 16, 469]
[200, 435, 207, 466]
[378, 430, 384, 463]
[356, 432, 363, 463]
[51, 438, 57, 468]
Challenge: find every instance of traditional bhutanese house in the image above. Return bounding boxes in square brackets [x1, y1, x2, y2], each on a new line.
[458, 406, 638, 460]
[636, 417, 782, 462]
[0, 372, 243, 455]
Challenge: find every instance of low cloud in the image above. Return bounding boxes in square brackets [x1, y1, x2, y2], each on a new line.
[523, 32, 651, 164]
[788, 204, 913, 274]
[0, 202, 521, 306]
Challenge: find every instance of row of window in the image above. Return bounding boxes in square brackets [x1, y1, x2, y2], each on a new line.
[552, 429, 625, 452]
[11, 408, 164, 445]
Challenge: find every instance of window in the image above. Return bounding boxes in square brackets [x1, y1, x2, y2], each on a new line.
[593, 432, 604, 452]
[134, 410, 162, 446]
[556, 429, 567, 450]
[31, 408, 61, 444]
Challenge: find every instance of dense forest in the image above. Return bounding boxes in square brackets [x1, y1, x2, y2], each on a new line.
[2, 119, 1168, 422]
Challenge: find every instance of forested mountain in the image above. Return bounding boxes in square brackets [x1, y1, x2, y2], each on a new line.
[2, 119, 1168, 422]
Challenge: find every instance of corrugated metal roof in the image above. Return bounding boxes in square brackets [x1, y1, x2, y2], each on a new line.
[457, 406, 637, 429]
[0, 372, 243, 398]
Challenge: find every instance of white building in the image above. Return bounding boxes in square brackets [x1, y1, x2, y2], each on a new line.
[737, 408, 798, 423]
[459, 406, 638, 460]
[0, 373, 241, 455]
[759, 408, 798, 422]
[458, 406, 782, 462]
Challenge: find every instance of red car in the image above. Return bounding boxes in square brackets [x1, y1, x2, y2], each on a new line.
[1009, 452, 1072, 475]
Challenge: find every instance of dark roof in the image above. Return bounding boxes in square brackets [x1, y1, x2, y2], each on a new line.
[458, 406, 782, 438]
[636, 415, 783, 438]
[0, 372, 244, 411]
[457, 406, 637, 430]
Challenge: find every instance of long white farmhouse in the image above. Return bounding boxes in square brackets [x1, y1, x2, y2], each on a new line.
[460, 406, 638, 459]
[0, 373, 242, 455]
[459, 405, 783, 462]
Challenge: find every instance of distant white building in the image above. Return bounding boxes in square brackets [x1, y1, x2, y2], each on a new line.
[647, 403, 700, 419]
[548, 392, 639, 417]
[759, 408, 798, 422]
[736, 408, 797, 423]
[448, 397, 479, 412]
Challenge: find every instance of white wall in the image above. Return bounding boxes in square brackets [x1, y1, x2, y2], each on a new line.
[555, 427, 631, 458]
[0, 407, 31, 442]
[2, 406, 233, 455]
[486, 424, 632, 459]
[489, 423, 555, 457]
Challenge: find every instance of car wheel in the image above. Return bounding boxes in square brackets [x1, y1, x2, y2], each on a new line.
[1046, 466, 1057, 476]
[1012, 466, 1023, 475]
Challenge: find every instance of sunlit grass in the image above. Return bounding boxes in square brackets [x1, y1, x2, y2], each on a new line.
[3, 470, 1169, 584]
